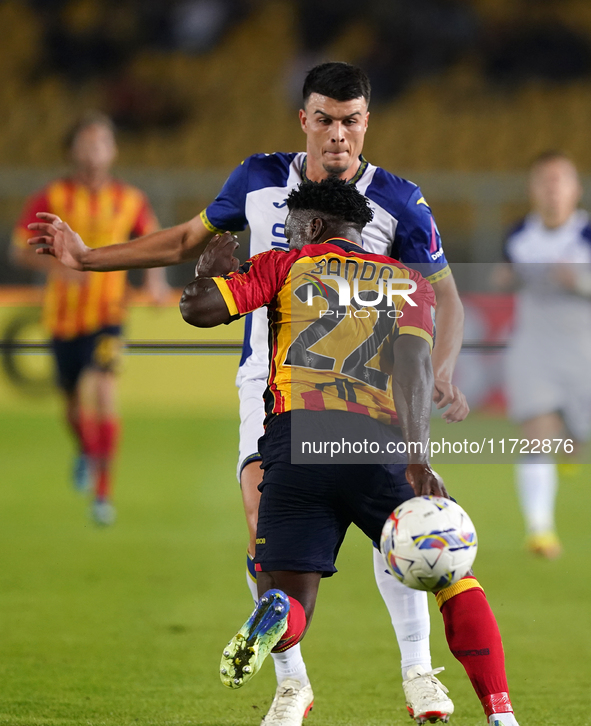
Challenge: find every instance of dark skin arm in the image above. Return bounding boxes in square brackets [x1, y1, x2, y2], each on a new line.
[391, 334, 449, 498]
[179, 232, 240, 327]
[430, 273, 469, 422]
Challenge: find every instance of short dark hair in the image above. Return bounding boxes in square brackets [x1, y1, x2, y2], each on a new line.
[64, 111, 116, 151]
[302, 62, 371, 107]
[286, 177, 374, 228]
[531, 150, 573, 169]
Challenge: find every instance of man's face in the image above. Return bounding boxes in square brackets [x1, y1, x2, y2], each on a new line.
[71, 123, 117, 173]
[300, 94, 369, 178]
[529, 157, 581, 222]
[285, 209, 316, 250]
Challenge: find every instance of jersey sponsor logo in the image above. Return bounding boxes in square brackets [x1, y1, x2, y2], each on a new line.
[417, 196, 430, 207]
[431, 247, 445, 260]
[429, 216, 439, 254]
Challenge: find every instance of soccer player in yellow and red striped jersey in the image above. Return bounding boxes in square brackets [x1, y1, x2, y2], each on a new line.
[180, 178, 519, 726]
[11, 112, 166, 525]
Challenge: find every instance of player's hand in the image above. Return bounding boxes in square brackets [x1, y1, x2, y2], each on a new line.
[406, 464, 449, 498]
[433, 379, 469, 422]
[195, 232, 239, 278]
[27, 213, 88, 271]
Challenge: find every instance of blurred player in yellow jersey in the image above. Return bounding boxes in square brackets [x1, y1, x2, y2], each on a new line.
[12, 112, 167, 525]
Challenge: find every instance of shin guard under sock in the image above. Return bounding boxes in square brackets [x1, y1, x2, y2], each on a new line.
[373, 546, 432, 679]
[95, 418, 120, 500]
[436, 577, 513, 717]
[79, 413, 100, 459]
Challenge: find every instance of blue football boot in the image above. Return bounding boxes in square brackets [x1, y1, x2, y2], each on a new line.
[220, 589, 290, 689]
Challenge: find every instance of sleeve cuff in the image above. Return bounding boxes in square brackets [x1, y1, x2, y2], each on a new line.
[212, 277, 239, 317]
[200, 210, 226, 235]
[398, 326, 434, 351]
[425, 264, 451, 285]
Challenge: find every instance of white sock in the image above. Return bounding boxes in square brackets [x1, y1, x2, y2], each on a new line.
[271, 645, 310, 687]
[245, 553, 258, 603]
[373, 547, 432, 680]
[245, 554, 310, 687]
[515, 455, 558, 534]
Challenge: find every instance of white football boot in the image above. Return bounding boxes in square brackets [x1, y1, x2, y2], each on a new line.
[91, 500, 116, 526]
[402, 666, 454, 724]
[261, 678, 314, 725]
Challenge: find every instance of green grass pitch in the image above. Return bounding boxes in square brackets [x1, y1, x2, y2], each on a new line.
[1, 359, 590, 724]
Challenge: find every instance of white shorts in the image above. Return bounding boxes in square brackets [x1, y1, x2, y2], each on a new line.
[506, 336, 591, 440]
[237, 376, 267, 481]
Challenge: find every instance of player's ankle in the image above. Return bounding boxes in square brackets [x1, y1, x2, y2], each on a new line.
[481, 692, 513, 718]
[402, 661, 432, 681]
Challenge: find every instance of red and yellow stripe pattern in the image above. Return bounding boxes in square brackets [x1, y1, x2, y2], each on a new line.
[13, 179, 158, 339]
[213, 241, 436, 427]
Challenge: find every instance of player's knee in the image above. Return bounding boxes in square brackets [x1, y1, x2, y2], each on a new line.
[240, 460, 263, 489]
[93, 372, 117, 415]
[240, 462, 263, 518]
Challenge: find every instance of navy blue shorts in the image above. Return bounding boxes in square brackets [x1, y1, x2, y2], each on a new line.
[52, 326, 122, 393]
[255, 412, 415, 577]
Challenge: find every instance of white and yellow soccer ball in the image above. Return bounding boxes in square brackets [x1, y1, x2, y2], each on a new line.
[380, 496, 478, 592]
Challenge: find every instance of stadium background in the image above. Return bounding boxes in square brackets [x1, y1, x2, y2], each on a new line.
[1, 1, 590, 725]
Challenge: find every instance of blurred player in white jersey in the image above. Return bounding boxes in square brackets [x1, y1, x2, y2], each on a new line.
[502, 151, 591, 558]
[28, 63, 469, 725]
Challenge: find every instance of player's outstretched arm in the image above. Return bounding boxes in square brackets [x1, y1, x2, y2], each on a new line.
[392, 334, 448, 498]
[27, 213, 215, 271]
[430, 273, 469, 423]
[180, 232, 240, 327]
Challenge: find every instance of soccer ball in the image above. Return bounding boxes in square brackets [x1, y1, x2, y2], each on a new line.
[380, 496, 478, 591]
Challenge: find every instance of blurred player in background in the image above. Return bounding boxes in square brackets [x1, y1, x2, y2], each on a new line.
[501, 151, 591, 558]
[28, 64, 468, 725]
[12, 112, 167, 525]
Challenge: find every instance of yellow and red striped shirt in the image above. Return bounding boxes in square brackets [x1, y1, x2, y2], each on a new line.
[13, 178, 158, 339]
[213, 238, 436, 427]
